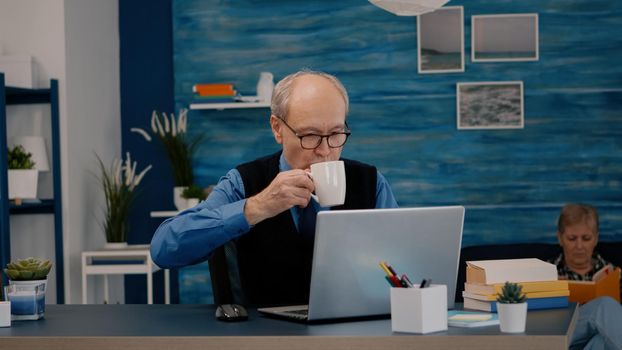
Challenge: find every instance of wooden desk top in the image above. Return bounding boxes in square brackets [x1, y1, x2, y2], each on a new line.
[0, 304, 577, 350]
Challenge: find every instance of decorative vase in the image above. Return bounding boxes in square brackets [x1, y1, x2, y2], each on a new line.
[497, 302, 527, 333]
[6, 279, 47, 320]
[174, 186, 188, 211]
[8, 169, 38, 202]
[104, 242, 128, 249]
[256, 72, 274, 102]
[186, 198, 200, 208]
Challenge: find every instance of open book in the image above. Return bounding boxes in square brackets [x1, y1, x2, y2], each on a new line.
[567, 265, 621, 303]
[447, 310, 499, 328]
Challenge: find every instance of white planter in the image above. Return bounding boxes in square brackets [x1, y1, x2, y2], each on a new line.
[6, 279, 47, 320]
[8, 169, 38, 200]
[185, 198, 200, 208]
[173, 186, 188, 210]
[497, 302, 527, 333]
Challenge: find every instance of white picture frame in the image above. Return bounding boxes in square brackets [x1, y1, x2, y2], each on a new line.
[457, 81, 524, 130]
[417, 6, 464, 74]
[471, 13, 539, 62]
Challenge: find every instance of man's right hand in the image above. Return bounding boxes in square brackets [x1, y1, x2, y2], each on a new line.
[244, 169, 315, 226]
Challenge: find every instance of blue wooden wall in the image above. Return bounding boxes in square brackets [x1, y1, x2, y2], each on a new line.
[168, 0, 622, 302]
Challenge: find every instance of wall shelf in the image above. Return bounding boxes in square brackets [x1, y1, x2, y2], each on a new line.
[189, 101, 270, 110]
[0, 75, 65, 303]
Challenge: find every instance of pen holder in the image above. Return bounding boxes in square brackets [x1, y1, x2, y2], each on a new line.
[0, 301, 10, 327]
[390, 284, 447, 334]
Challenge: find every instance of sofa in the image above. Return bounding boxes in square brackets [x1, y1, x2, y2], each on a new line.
[455, 241, 622, 302]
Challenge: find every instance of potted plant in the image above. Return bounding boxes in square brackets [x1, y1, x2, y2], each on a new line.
[180, 184, 208, 209]
[97, 152, 152, 248]
[131, 109, 205, 210]
[7, 145, 38, 205]
[496, 281, 528, 333]
[3, 257, 52, 320]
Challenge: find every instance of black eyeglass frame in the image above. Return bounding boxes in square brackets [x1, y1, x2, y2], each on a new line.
[276, 116, 351, 150]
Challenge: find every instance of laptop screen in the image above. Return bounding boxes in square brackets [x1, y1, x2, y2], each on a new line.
[307, 206, 465, 321]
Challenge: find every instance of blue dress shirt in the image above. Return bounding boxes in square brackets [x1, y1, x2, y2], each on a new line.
[150, 154, 398, 268]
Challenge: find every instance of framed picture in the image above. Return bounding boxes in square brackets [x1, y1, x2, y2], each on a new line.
[417, 6, 464, 73]
[471, 14, 539, 62]
[457, 81, 524, 130]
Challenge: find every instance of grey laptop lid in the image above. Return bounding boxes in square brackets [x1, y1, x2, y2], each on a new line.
[307, 206, 465, 321]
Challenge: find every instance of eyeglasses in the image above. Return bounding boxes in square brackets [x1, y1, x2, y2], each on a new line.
[276, 116, 351, 150]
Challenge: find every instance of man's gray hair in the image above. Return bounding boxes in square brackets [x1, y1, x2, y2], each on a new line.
[270, 69, 349, 120]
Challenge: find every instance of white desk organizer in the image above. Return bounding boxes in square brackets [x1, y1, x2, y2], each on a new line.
[0, 301, 10, 327]
[390, 284, 448, 334]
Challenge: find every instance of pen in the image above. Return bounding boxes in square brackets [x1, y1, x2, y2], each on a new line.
[390, 275, 404, 288]
[401, 274, 414, 288]
[387, 264, 398, 277]
[385, 276, 397, 287]
[379, 261, 394, 277]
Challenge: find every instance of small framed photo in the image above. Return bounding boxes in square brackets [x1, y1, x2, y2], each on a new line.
[457, 81, 524, 130]
[471, 13, 539, 62]
[417, 6, 464, 73]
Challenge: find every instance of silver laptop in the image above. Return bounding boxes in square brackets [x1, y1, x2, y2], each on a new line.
[258, 206, 465, 322]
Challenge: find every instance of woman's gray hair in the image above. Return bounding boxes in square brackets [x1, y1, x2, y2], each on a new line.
[270, 69, 349, 120]
[557, 203, 599, 234]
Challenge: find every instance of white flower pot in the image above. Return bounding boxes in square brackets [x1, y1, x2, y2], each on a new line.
[185, 198, 199, 208]
[8, 169, 38, 200]
[497, 302, 527, 333]
[6, 279, 47, 320]
[174, 186, 188, 210]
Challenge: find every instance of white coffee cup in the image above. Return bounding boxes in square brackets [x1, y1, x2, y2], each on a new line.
[307, 160, 346, 207]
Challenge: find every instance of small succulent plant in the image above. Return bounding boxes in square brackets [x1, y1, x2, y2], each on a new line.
[496, 281, 527, 304]
[4, 257, 52, 281]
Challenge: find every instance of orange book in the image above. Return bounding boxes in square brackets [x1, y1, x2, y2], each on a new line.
[567, 267, 620, 304]
[192, 83, 236, 96]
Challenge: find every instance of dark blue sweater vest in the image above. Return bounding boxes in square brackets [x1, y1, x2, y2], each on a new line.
[235, 151, 377, 306]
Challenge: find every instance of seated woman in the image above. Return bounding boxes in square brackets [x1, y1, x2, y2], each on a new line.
[551, 203, 621, 298]
[550, 203, 622, 350]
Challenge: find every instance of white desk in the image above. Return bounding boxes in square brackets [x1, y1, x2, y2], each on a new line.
[81, 245, 170, 304]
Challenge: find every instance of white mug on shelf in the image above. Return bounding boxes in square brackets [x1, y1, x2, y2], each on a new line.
[307, 160, 346, 207]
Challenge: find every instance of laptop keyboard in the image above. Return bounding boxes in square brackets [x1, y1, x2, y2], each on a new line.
[282, 309, 308, 320]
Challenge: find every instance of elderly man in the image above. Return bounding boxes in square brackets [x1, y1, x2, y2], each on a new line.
[151, 70, 398, 306]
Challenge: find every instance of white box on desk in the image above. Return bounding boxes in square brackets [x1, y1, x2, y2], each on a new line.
[0, 301, 10, 327]
[0, 55, 38, 88]
[390, 284, 448, 334]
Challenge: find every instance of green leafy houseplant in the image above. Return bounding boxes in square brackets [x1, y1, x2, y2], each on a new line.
[4, 257, 52, 281]
[131, 109, 204, 187]
[97, 152, 152, 243]
[8, 145, 35, 169]
[181, 184, 207, 201]
[496, 281, 527, 304]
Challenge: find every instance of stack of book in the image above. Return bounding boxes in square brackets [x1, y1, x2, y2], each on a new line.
[463, 258, 570, 312]
[192, 83, 238, 103]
